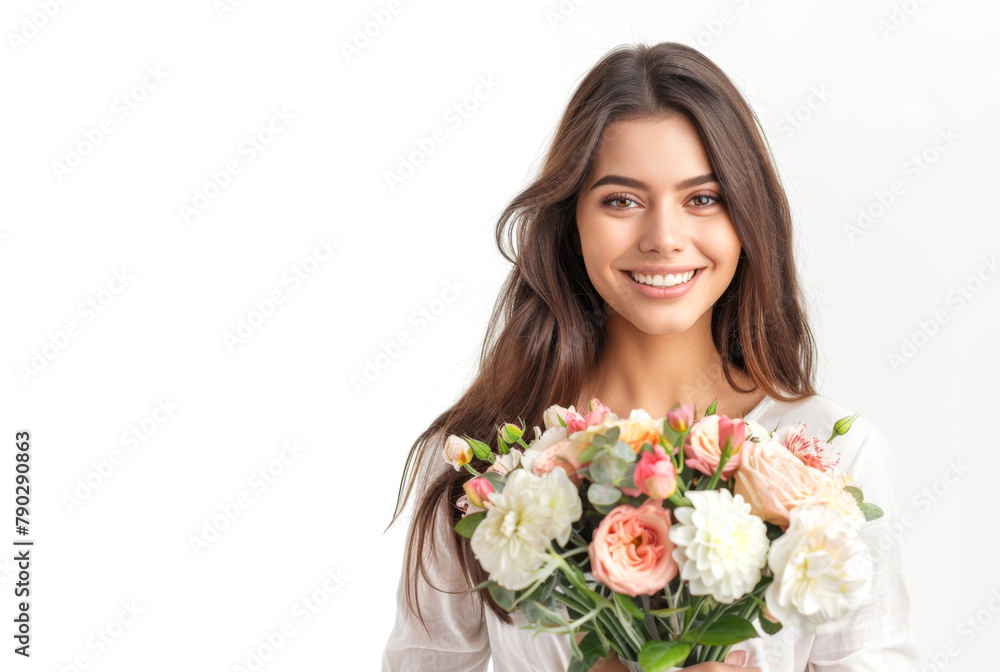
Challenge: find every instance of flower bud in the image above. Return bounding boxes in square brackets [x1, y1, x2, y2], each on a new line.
[463, 476, 495, 509]
[499, 422, 524, 443]
[667, 404, 695, 433]
[442, 434, 474, 470]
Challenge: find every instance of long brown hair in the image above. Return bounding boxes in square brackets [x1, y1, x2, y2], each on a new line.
[386, 40, 817, 630]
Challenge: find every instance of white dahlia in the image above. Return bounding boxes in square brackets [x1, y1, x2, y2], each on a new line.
[765, 504, 872, 633]
[470, 467, 582, 590]
[669, 489, 770, 603]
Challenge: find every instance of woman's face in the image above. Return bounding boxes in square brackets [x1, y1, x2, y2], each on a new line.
[574, 113, 742, 335]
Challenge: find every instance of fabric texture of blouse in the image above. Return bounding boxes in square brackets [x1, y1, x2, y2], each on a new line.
[381, 393, 922, 671]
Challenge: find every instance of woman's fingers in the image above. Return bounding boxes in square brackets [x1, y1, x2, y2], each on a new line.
[723, 650, 747, 666]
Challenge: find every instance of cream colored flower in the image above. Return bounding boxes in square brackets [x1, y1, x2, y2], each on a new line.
[765, 504, 873, 633]
[744, 420, 773, 443]
[470, 467, 582, 590]
[442, 434, 474, 470]
[668, 489, 770, 603]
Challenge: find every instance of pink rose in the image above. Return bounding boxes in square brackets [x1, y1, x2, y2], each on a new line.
[588, 499, 678, 597]
[565, 398, 613, 435]
[633, 445, 677, 499]
[684, 414, 745, 481]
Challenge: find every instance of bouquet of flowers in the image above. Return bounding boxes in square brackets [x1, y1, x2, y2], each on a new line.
[442, 399, 883, 671]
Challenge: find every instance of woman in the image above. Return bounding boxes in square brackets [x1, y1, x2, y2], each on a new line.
[381, 41, 920, 671]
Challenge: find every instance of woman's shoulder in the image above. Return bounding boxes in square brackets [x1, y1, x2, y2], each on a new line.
[753, 392, 892, 480]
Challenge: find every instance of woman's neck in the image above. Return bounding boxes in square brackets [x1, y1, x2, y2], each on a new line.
[575, 309, 764, 420]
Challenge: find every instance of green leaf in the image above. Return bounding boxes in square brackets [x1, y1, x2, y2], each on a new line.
[480, 471, 506, 493]
[638, 640, 692, 671]
[578, 443, 602, 464]
[611, 439, 637, 463]
[587, 483, 622, 506]
[620, 464, 637, 491]
[568, 630, 610, 672]
[705, 400, 718, 416]
[844, 486, 864, 505]
[497, 436, 510, 455]
[760, 614, 783, 635]
[688, 614, 759, 646]
[591, 433, 608, 447]
[590, 452, 614, 485]
[465, 437, 494, 462]
[604, 426, 621, 445]
[610, 456, 629, 482]
[558, 412, 567, 427]
[455, 511, 487, 538]
[487, 582, 516, 610]
[613, 591, 645, 620]
[859, 502, 884, 521]
[647, 606, 687, 617]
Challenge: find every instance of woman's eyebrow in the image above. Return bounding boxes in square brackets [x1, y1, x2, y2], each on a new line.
[589, 173, 717, 191]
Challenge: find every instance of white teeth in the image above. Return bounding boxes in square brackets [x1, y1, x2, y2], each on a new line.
[629, 270, 696, 288]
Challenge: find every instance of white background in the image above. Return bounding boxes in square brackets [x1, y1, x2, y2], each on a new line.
[1, 0, 998, 670]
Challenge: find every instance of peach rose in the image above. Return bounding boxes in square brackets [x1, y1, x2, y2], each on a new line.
[733, 440, 864, 528]
[684, 414, 745, 480]
[529, 436, 590, 486]
[588, 499, 678, 597]
[575, 412, 662, 454]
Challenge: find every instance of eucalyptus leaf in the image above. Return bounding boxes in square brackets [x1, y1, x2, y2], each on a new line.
[860, 502, 884, 521]
[589, 452, 614, 485]
[610, 456, 629, 482]
[604, 426, 621, 445]
[587, 483, 622, 506]
[611, 439, 637, 462]
[591, 433, 608, 447]
[844, 485, 864, 505]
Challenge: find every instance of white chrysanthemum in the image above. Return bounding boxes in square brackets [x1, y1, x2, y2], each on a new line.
[470, 467, 582, 590]
[669, 489, 770, 603]
[765, 504, 872, 633]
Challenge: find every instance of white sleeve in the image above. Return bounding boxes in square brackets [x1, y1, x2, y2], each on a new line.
[381, 472, 492, 672]
[805, 426, 921, 671]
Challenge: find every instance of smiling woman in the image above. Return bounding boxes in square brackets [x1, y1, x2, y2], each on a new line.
[382, 40, 919, 672]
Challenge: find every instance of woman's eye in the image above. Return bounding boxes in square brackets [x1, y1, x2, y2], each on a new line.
[690, 193, 723, 207]
[600, 193, 639, 210]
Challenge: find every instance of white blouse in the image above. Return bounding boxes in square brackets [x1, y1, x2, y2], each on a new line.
[382, 393, 922, 671]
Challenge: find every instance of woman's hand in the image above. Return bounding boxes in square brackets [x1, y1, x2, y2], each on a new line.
[682, 650, 760, 671]
[573, 636, 759, 671]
